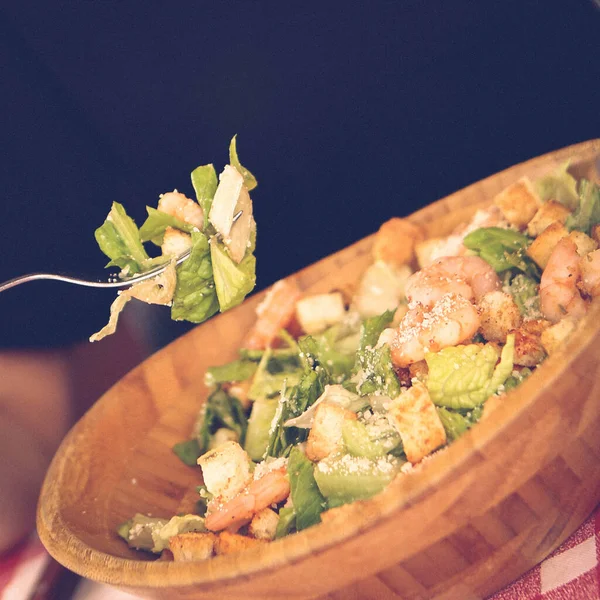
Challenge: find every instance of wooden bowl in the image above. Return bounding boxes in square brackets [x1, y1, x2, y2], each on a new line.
[38, 139, 600, 600]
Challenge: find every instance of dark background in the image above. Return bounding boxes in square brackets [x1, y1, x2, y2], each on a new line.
[1, 1, 598, 349]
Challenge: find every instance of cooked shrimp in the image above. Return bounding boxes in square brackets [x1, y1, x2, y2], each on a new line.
[405, 255, 501, 308]
[243, 278, 302, 349]
[157, 190, 204, 229]
[205, 468, 290, 533]
[580, 248, 600, 297]
[388, 293, 480, 367]
[539, 237, 588, 323]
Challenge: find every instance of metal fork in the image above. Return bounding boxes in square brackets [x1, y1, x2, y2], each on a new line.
[0, 211, 242, 293]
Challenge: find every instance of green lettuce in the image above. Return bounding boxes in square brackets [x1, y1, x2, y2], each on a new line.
[139, 206, 195, 245]
[436, 406, 483, 442]
[535, 161, 579, 210]
[191, 164, 218, 223]
[425, 334, 515, 409]
[195, 387, 248, 453]
[355, 344, 401, 397]
[172, 438, 202, 466]
[287, 447, 327, 530]
[506, 273, 541, 318]
[565, 179, 600, 235]
[94, 202, 149, 273]
[463, 227, 539, 279]
[205, 359, 258, 387]
[210, 237, 256, 312]
[171, 231, 219, 322]
[275, 506, 297, 538]
[229, 135, 257, 191]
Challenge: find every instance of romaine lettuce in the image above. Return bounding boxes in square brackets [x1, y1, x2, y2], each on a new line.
[191, 164, 218, 223]
[139, 206, 195, 245]
[229, 134, 257, 191]
[535, 161, 579, 210]
[565, 179, 600, 235]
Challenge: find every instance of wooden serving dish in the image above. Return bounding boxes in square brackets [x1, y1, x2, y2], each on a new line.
[38, 140, 600, 600]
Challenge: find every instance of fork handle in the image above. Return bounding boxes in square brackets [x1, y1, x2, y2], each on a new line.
[0, 272, 129, 292]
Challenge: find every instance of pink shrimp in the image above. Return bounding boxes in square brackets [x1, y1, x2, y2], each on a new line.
[405, 255, 501, 308]
[205, 468, 290, 533]
[389, 293, 480, 367]
[540, 237, 588, 323]
[158, 190, 204, 229]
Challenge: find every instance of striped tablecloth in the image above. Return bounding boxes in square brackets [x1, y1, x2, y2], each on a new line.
[3, 504, 599, 600]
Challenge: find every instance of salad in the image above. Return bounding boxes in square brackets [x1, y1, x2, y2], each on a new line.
[118, 161, 600, 562]
[91, 136, 257, 341]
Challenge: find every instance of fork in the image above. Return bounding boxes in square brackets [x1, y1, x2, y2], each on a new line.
[0, 211, 242, 293]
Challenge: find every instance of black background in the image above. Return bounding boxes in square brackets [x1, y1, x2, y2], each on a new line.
[1, 1, 598, 349]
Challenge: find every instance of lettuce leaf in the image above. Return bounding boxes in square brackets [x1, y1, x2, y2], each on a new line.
[191, 164, 218, 224]
[506, 273, 541, 318]
[94, 202, 149, 273]
[565, 179, 600, 235]
[436, 406, 483, 442]
[274, 505, 296, 538]
[139, 206, 195, 245]
[287, 447, 327, 530]
[172, 438, 202, 466]
[229, 134, 257, 191]
[425, 334, 515, 409]
[205, 359, 258, 387]
[535, 161, 579, 210]
[463, 227, 539, 279]
[355, 344, 401, 397]
[210, 237, 256, 312]
[171, 231, 219, 322]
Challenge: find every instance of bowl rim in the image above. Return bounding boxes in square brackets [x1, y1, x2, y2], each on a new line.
[37, 138, 600, 590]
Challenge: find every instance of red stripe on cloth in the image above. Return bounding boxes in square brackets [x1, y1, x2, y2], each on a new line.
[0, 535, 46, 593]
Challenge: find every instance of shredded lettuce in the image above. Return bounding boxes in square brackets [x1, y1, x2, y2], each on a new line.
[425, 334, 515, 409]
[171, 231, 219, 323]
[565, 179, 600, 235]
[463, 227, 539, 279]
[210, 236, 256, 312]
[139, 206, 195, 245]
[535, 161, 579, 210]
[191, 164, 218, 224]
[287, 447, 327, 530]
[95, 202, 150, 273]
[229, 134, 257, 191]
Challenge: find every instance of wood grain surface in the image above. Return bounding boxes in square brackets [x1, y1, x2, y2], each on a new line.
[37, 139, 600, 599]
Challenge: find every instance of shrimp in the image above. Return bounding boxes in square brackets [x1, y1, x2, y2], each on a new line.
[405, 255, 501, 308]
[243, 278, 302, 349]
[579, 248, 600, 297]
[539, 237, 588, 323]
[157, 190, 204, 229]
[389, 293, 480, 367]
[205, 468, 290, 533]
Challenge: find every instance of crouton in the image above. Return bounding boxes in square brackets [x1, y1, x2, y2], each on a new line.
[169, 532, 216, 562]
[521, 318, 552, 336]
[540, 317, 579, 356]
[161, 227, 193, 256]
[372, 218, 425, 267]
[414, 235, 465, 269]
[478, 291, 521, 343]
[387, 382, 447, 464]
[512, 327, 546, 367]
[295, 292, 346, 335]
[493, 177, 542, 229]
[248, 507, 279, 541]
[197, 441, 252, 502]
[526, 222, 569, 269]
[526, 200, 571, 238]
[306, 402, 358, 462]
[214, 531, 267, 556]
[568, 231, 598, 257]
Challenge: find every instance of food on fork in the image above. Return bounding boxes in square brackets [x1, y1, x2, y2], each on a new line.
[117, 160, 600, 562]
[91, 136, 257, 341]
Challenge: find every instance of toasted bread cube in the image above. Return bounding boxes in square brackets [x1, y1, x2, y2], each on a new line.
[494, 177, 542, 229]
[169, 532, 216, 562]
[248, 507, 279, 541]
[306, 402, 357, 462]
[526, 222, 569, 269]
[373, 218, 425, 267]
[214, 531, 267, 555]
[540, 317, 578, 356]
[295, 292, 346, 335]
[197, 441, 252, 502]
[526, 200, 571, 238]
[161, 227, 193, 256]
[414, 236, 466, 269]
[512, 328, 546, 367]
[568, 231, 598, 257]
[478, 291, 521, 343]
[387, 383, 446, 464]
